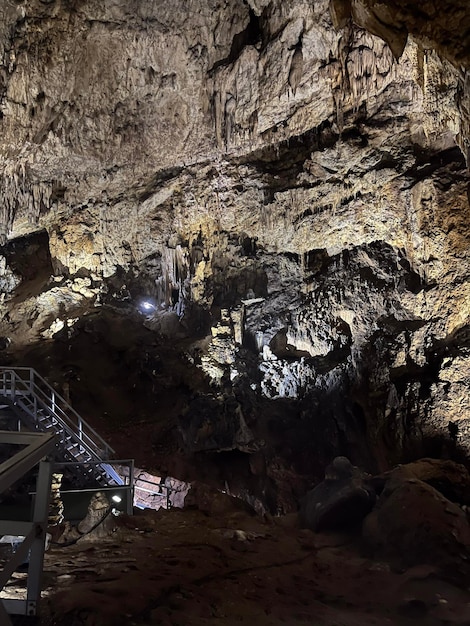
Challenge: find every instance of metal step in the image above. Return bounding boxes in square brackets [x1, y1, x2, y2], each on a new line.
[0, 367, 120, 489]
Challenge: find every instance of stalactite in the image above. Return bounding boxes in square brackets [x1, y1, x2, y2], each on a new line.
[155, 244, 190, 316]
[0, 166, 56, 243]
[334, 27, 396, 116]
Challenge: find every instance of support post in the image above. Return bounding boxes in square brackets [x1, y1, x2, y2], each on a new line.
[0, 598, 12, 626]
[128, 459, 135, 515]
[26, 460, 52, 616]
[10, 371, 15, 402]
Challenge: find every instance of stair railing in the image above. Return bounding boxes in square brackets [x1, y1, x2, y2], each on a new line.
[0, 367, 114, 461]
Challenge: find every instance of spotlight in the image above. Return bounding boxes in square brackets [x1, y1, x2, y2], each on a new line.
[138, 299, 156, 314]
[112, 495, 122, 503]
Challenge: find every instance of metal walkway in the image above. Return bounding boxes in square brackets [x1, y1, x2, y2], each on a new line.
[0, 367, 189, 622]
[0, 367, 123, 488]
[0, 367, 134, 623]
[0, 430, 57, 625]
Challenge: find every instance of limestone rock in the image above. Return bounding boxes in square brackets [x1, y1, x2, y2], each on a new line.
[49, 472, 64, 526]
[0, 256, 20, 296]
[178, 393, 255, 453]
[0, 0, 468, 515]
[77, 491, 115, 542]
[384, 459, 470, 505]
[363, 474, 470, 584]
[345, 0, 470, 68]
[299, 456, 376, 531]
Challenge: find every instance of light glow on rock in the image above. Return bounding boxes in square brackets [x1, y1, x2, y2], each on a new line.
[138, 299, 156, 314]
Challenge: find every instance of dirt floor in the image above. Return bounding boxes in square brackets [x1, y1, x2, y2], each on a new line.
[37, 504, 470, 626]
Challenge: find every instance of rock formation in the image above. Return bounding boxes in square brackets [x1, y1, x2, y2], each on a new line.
[0, 0, 468, 513]
[299, 455, 376, 531]
[363, 460, 470, 585]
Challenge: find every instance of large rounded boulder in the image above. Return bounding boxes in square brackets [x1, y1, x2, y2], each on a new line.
[363, 472, 470, 585]
[299, 456, 376, 532]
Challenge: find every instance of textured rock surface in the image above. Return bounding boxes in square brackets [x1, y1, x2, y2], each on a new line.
[299, 456, 376, 531]
[0, 0, 469, 513]
[382, 458, 470, 505]
[363, 471, 470, 584]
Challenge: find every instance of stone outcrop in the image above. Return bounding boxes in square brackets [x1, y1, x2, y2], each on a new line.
[76, 491, 115, 541]
[0, 0, 468, 512]
[49, 472, 65, 527]
[299, 456, 376, 530]
[363, 467, 470, 585]
[331, 0, 470, 68]
[379, 458, 470, 505]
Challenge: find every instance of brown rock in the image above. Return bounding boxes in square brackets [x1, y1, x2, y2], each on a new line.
[185, 481, 256, 518]
[299, 457, 376, 531]
[363, 475, 470, 585]
[386, 458, 470, 505]
[77, 491, 116, 542]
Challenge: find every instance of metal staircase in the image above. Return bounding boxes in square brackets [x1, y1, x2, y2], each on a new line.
[0, 367, 123, 488]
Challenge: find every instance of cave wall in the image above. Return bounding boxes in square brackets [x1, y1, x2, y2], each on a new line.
[0, 0, 469, 512]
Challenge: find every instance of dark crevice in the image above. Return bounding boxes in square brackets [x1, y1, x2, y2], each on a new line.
[232, 122, 339, 203]
[254, 123, 338, 166]
[136, 165, 186, 201]
[404, 146, 467, 185]
[208, 9, 262, 74]
[371, 151, 399, 171]
[294, 204, 335, 225]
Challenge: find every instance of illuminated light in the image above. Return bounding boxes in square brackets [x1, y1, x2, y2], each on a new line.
[138, 299, 157, 314]
[112, 495, 122, 503]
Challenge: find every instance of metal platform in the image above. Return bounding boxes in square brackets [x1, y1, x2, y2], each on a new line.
[0, 430, 57, 625]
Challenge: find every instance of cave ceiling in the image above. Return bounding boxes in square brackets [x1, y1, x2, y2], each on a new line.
[0, 0, 469, 510]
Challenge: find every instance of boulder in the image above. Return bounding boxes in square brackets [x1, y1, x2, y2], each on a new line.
[384, 458, 470, 505]
[76, 491, 116, 542]
[363, 474, 470, 585]
[299, 457, 376, 531]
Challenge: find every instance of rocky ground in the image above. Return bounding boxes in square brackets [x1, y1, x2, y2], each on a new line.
[0, 458, 462, 626]
[35, 481, 470, 626]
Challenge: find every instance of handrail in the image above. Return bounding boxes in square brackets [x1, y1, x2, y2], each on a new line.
[0, 368, 155, 511]
[19, 391, 105, 464]
[23, 381, 109, 457]
[0, 367, 114, 458]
